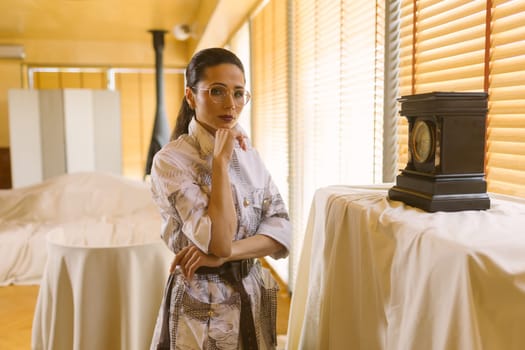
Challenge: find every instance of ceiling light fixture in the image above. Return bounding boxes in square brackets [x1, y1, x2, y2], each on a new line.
[172, 23, 197, 41]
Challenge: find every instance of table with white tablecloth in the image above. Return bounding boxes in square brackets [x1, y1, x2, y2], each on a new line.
[287, 185, 525, 350]
[32, 224, 173, 350]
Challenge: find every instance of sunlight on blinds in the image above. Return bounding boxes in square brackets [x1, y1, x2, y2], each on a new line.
[398, 1, 485, 171]
[290, 0, 384, 286]
[228, 22, 252, 138]
[289, 0, 316, 289]
[397, 0, 414, 170]
[486, 0, 525, 196]
[399, 0, 525, 198]
[249, 1, 290, 284]
[340, 0, 384, 184]
[250, 0, 384, 289]
[415, 0, 485, 92]
[251, 0, 289, 208]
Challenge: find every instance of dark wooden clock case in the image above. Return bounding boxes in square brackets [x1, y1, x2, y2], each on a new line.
[388, 91, 491, 212]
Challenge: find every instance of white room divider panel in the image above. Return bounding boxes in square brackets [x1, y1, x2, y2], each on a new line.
[92, 90, 121, 175]
[39, 90, 67, 179]
[63, 89, 96, 173]
[7, 90, 43, 188]
[8, 89, 121, 188]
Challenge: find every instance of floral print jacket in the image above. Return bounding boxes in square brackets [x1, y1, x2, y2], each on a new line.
[149, 118, 291, 349]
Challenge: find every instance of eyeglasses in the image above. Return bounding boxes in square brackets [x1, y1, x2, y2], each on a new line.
[193, 84, 251, 106]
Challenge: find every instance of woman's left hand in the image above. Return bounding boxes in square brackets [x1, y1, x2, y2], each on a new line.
[170, 244, 225, 280]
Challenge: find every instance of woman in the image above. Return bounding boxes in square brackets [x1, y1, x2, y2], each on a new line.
[149, 47, 291, 350]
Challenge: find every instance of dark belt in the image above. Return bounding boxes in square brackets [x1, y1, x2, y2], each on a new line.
[196, 259, 258, 350]
[196, 259, 254, 280]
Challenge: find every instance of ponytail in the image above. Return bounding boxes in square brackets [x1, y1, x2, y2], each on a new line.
[171, 97, 194, 141]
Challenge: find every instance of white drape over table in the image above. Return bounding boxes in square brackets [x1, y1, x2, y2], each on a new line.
[287, 185, 525, 350]
[32, 225, 173, 350]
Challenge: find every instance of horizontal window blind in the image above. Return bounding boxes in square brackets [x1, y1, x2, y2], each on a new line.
[397, 0, 414, 170]
[399, 0, 487, 95]
[398, 0, 485, 170]
[290, 0, 383, 286]
[415, 0, 486, 92]
[251, 0, 384, 289]
[250, 0, 289, 207]
[399, 0, 524, 197]
[250, 0, 290, 284]
[288, 0, 316, 289]
[486, 0, 525, 196]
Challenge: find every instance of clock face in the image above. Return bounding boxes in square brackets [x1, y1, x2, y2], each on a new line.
[411, 120, 434, 163]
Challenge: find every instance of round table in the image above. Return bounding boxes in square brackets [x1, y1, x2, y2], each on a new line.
[32, 223, 173, 350]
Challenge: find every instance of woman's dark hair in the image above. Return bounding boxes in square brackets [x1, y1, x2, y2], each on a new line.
[171, 47, 245, 140]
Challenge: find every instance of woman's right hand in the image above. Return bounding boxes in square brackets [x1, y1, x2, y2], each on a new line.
[213, 128, 247, 162]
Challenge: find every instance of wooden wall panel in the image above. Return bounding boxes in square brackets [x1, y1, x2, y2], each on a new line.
[82, 72, 106, 89]
[34, 72, 60, 89]
[60, 72, 82, 88]
[116, 73, 144, 179]
[164, 73, 184, 132]
[34, 71, 106, 90]
[139, 73, 156, 173]
[116, 71, 184, 180]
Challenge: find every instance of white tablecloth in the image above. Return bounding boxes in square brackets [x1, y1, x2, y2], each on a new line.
[32, 224, 174, 350]
[287, 185, 525, 350]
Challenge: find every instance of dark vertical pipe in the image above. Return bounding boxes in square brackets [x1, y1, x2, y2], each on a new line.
[145, 29, 170, 177]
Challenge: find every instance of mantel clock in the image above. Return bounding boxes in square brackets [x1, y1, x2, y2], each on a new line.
[388, 91, 490, 212]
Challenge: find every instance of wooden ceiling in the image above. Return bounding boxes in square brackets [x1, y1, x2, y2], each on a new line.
[0, 0, 204, 42]
[0, 0, 260, 64]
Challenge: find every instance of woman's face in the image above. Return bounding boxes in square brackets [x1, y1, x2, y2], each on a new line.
[186, 63, 247, 135]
